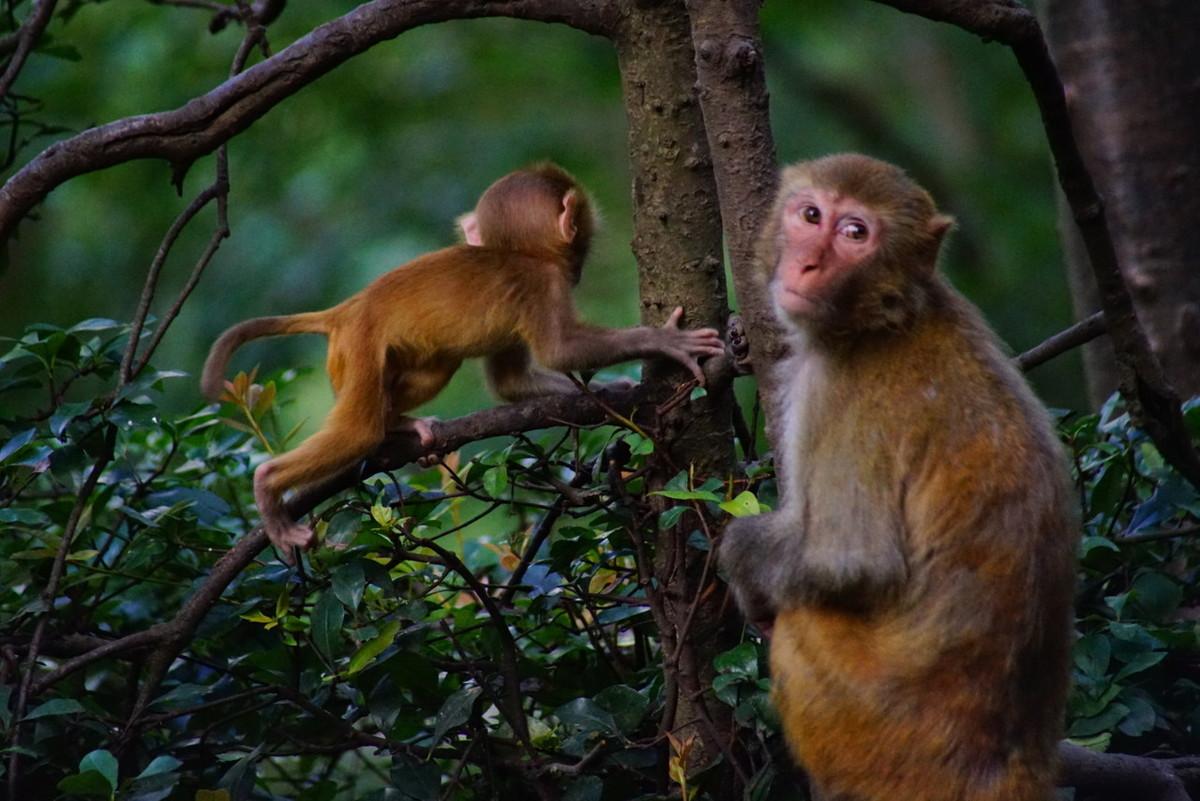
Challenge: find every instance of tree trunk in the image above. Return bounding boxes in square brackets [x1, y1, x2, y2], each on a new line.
[613, 0, 742, 790]
[1043, 0, 1200, 403]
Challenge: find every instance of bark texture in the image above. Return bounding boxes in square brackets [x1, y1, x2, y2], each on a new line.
[1043, 0, 1200, 401]
[614, 0, 741, 784]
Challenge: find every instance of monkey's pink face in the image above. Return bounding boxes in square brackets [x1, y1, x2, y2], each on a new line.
[772, 188, 881, 319]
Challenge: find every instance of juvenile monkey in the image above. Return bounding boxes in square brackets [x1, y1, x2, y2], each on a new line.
[719, 154, 1075, 801]
[204, 163, 724, 559]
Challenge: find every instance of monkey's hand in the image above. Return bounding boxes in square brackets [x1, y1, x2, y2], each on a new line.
[655, 307, 727, 385]
[727, 315, 753, 375]
[719, 514, 781, 633]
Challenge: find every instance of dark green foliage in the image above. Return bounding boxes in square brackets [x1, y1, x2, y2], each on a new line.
[1, 319, 1197, 799]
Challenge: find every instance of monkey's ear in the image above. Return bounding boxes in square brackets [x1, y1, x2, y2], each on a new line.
[458, 212, 482, 246]
[558, 189, 580, 243]
[928, 214, 955, 247]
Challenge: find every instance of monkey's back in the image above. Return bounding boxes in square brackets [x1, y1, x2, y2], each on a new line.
[772, 284, 1075, 801]
[329, 246, 564, 363]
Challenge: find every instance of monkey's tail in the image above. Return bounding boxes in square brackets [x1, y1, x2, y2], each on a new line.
[201, 312, 328, 401]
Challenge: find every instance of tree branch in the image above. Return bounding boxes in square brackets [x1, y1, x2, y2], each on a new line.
[0, 0, 59, 103]
[1017, 310, 1106, 372]
[0, 0, 619, 243]
[868, 0, 1200, 490]
[1059, 741, 1200, 801]
[685, 0, 787, 445]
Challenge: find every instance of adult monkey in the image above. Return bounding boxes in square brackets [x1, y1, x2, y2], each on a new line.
[719, 154, 1076, 801]
[204, 163, 725, 561]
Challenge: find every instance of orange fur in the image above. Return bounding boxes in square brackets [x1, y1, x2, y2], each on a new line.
[721, 155, 1075, 801]
[202, 164, 725, 560]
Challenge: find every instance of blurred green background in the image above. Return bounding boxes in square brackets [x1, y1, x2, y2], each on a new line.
[0, 0, 1079, 435]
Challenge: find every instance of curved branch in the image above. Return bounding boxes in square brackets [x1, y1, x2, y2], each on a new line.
[0, 0, 619, 242]
[870, 0, 1200, 490]
[1060, 741, 1200, 800]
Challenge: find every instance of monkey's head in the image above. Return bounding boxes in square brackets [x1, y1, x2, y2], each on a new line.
[463, 163, 596, 282]
[758, 153, 954, 342]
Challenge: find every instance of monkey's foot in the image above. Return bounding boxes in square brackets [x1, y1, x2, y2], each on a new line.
[391, 415, 443, 468]
[266, 523, 316, 566]
[727, 315, 752, 374]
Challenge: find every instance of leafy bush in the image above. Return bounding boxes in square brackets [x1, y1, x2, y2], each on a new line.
[1, 319, 1198, 800]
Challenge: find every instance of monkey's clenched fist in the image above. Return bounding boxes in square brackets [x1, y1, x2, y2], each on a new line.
[719, 154, 1076, 801]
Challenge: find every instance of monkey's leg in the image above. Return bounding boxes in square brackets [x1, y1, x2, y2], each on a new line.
[385, 361, 460, 464]
[255, 369, 387, 561]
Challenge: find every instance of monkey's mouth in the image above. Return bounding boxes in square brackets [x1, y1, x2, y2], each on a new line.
[778, 287, 817, 316]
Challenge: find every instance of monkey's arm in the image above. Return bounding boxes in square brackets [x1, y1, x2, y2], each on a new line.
[720, 508, 908, 617]
[532, 305, 726, 385]
[485, 344, 578, 401]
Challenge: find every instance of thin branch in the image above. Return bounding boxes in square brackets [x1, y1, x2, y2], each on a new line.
[0, 0, 619, 242]
[7, 427, 115, 798]
[120, 180, 226, 383]
[1017, 310, 1106, 372]
[868, 0, 1200, 490]
[0, 0, 58, 103]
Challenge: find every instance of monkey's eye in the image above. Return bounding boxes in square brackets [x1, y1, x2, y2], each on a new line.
[840, 221, 869, 241]
[800, 205, 821, 224]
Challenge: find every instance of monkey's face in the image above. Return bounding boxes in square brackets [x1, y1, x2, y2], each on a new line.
[770, 187, 881, 325]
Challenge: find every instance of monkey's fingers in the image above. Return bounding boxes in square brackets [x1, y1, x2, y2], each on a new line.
[665, 349, 707, 385]
[268, 524, 316, 565]
[663, 306, 686, 329]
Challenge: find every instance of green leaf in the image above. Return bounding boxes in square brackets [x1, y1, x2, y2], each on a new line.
[0, 685, 11, 727]
[1114, 650, 1167, 681]
[332, 561, 366, 610]
[719, 490, 761, 518]
[555, 698, 619, 736]
[25, 697, 85, 720]
[658, 505, 688, 529]
[346, 619, 401, 675]
[483, 463, 509, 497]
[594, 685, 649, 735]
[79, 750, 119, 791]
[1130, 572, 1182, 620]
[311, 592, 346, 662]
[1068, 703, 1129, 737]
[714, 642, 759, 679]
[1117, 694, 1157, 737]
[0, 428, 36, 462]
[135, 756, 183, 779]
[1079, 535, 1119, 557]
[651, 489, 721, 502]
[1073, 634, 1111, 679]
[432, 685, 483, 743]
[56, 770, 112, 798]
[50, 401, 91, 437]
[69, 318, 123, 333]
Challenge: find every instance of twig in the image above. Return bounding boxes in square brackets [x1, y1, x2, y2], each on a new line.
[7, 427, 115, 798]
[1017, 310, 1107, 372]
[0, 0, 58, 103]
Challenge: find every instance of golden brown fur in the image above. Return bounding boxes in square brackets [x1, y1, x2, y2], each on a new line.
[720, 154, 1075, 801]
[203, 163, 724, 560]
